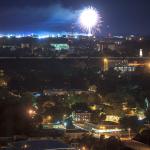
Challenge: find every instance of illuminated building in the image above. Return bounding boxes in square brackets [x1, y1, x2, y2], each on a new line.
[137, 111, 146, 120]
[65, 129, 87, 140]
[72, 111, 91, 123]
[113, 59, 136, 73]
[2, 45, 17, 51]
[114, 66, 135, 73]
[43, 89, 90, 96]
[103, 58, 109, 71]
[43, 115, 52, 124]
[139, 49, 143, 57]
[96, 41, 118, 52]
[51, 43, 69, 51]
[0, 70, 7, 87]
[88, 85, 97, 93]
[139, 37, 143, 41]
[108, 43, 116, 51]
[21, 43, 30, 49]
[90, 105, 97, 111]
[105, 115, 120, 123]
[0, 79, 7, 87]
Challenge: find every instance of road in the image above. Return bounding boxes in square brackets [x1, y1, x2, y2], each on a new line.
[123, 140, 150, 150]
[74, 123, 150, 150]
[73, 123, 129, 139]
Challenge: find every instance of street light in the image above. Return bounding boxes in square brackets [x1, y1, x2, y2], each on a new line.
[147, 63, 150, 68]
[28, 109, 36, 118]
[28, 109, 35, 115]
[47, 115, 52, 121]
[128, 128, 131, 140]
[103, 58, 109, 71]
[104, 58, 108, 63]
[82, 146, 86, 150]
[28, 109, 33, 115]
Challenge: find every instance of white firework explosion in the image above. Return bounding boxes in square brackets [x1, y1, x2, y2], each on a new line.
[79, 6, 102, 36]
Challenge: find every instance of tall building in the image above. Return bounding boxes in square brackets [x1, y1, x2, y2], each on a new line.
[0, 70, 7, 87]
[103, 58, 109, 71]
[139, 49, 143, 57]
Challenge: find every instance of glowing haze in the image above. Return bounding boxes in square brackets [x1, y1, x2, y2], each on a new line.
[79, 6, 101, 35]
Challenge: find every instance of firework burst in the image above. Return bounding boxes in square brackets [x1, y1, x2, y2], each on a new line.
[79, 6, 102, 36]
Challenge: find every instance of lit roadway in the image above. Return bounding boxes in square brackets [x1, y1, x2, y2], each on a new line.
[74, 123, 126, 139]
[74, 123, 150, 150]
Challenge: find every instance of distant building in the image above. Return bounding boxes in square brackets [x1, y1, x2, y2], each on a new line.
[114, 66, 135, 73]
[0, 79, 7, 87]
[72, 111, 91, 123]
[2, 45, 17, 51]
[88, 85, 97, 93]
[106, 59, 136, 73]
[65, 129, 87, 140]
[96, 41, 118, 52]
[0, 70, 7, 87]
[139, 49, 143, 57]
[105, 115, 120, 123]
[43, 89, 90, 96]
[108, 43, 116, 51]
[21, 43, 30, 49]
[103, 58, 109, 72]
[51, 43, 70, 51]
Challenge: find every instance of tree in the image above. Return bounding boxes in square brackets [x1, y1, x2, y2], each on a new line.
[87, 94, 101, 105]
[104, 104, 125, 117]
[71, 102, 89, 111]
[106, 136, 122, 150]
[120, 116, 143, 132]
[91, 110, 101, 124]
[21, 92, 34, 107]
[145, 107, 150, 121]
[0, 98, 34, 136]
[134, 129, 150, 145]
[64, 94, 85, 108]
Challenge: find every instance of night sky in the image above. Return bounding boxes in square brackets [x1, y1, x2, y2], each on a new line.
[0, 0, 150, 35]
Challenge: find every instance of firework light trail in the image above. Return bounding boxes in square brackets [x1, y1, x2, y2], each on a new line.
[79, 6, 102, 36]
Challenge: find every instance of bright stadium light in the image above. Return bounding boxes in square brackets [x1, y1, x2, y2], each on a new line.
[79, 6, 101, 36]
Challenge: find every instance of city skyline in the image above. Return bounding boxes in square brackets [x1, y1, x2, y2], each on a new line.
[0, 0, 150, 35]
